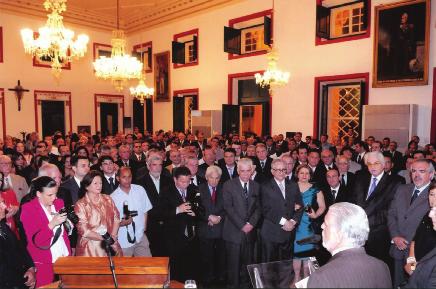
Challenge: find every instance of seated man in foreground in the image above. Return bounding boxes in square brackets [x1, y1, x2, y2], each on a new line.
[307, 202, 391, 288]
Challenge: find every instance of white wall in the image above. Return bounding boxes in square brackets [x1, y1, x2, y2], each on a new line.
[0, 0, 434, 142]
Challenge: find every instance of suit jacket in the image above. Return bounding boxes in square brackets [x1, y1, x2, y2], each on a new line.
[348, 161, 362, 174]
[307, 247, 391, 288]
[134, 172, 173, 227]
[9, 174, 29, 203]
[387, 183, 430, 260]
[252, 171, 269, 185]
[218, 163, 238, 184]
[197, 183, 225, 239]
[405, 247, 436, 288]
[260, 179, 303, 243]
[101, 175, 119, 195]
[323, 184, 350, 209]
[20, 198, 71, 265]
[312, 163, 335, 188]
[222, 178, 261, 244]
[351, 172, 402, 256]
[253, 157, 273, 179]
[60, 177, 80, 205]
[340, 171, 355, 189]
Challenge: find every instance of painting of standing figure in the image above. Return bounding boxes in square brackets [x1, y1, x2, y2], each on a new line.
[373, 0, 430, 87]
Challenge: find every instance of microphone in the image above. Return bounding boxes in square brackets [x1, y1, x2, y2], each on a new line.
[296, 234, 321, 245]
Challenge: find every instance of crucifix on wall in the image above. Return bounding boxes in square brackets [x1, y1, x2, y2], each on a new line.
[8, 80, 29, 111]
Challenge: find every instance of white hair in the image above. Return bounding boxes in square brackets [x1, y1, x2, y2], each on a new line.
[364, 151, 385, 166]
[205, 165, 222, 178]
[328, 202, 369, 247]
[237, 157, 254, 170]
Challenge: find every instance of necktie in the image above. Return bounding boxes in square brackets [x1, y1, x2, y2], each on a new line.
[410, 189, 420, 204]
[341, 174, 346, 186]
[109, 177, 115, 192]
[357, 155, 361, 163]
[190, 178, 194, 185]
[228, 167, 233, 177]
[4, 177, 9, 189]
[367, 177, 377, 199]
[278, 182, 285, 198]
[331, 189, 337, 200]
[124, 161, 128, 167]
[181, 190, 186, 202]
[261, 161, 265, 169]
[243, 182, 248, 199]
[211, 187, 217, 204]
[286, 175, 290, 182]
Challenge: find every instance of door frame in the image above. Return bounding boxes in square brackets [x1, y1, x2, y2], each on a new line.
[313, 72, 369, 138]
[34, 90, 72, 135]
[173, 88, 199, 132]
[228, 71, 271, 135]
[0, 89, 5, 139]
[94, 94, 124, 134]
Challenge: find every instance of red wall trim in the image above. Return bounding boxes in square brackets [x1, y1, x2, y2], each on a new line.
[313, 72, 370, 137]
[132, 41, 153, 73]
[0, 89, 5, 139]
[94, 93, 125, 134]
[34, 90, 72, 134]
[0, 27, 3, 63]
[173, 88, 199, 109]
[315, 0, 371, 46]
[431, 67, 436, 143]
[173, 28, 199, 69]
[227, 70, 272, 132]
[228, 9, 273, 60]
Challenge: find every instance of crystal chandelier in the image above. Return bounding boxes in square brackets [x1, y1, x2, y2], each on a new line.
[130, 74, 154, 104]
[255, 47, 290, 92]
[255, 0, 289, 93]
[21, 0, 89, 79]
[93, 0, 142, 91]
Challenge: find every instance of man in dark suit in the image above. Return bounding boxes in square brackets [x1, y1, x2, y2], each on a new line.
[281, 154, 298, 183]
[131, 140, 147, 169]
[116, 144, 139, 176]
[324, 168, 351, 207]
[307, 149, 325, 186]
[160, 167, 199, 282]
[388, 141, 404, 173]
[253, 143, 273, 179]
[184, 156, 206, 187]
[265, 136, 277, 156]
[387, 159, 433, 288]
[351, 151, 403, 268]
[197, 165, 226, 286]
[353, 140, 368, 166]
[99, 156, 119, 195]
[134, 154, 172, 257]
[307, 203, 392, 288]
[383, 153, 406, 184]
[60, 155, 90, 205]
[222, 158, 261, 288]
[335, 155, 355, 190]
[218, 148, 238, 184]
[260, 159, 303, 287]
[197, 146, 216, 179]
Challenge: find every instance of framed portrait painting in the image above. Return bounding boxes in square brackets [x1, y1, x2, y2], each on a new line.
[373, 0, 430, 87]
[154, 51, 171, 102]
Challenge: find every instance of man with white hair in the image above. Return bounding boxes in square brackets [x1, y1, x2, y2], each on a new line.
[0, 155, 29, 202]
[351, 151, 403, 270]
[307, 202, 392, 288]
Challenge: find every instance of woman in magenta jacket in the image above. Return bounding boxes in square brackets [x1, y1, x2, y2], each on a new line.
[21, 176, 71, 288]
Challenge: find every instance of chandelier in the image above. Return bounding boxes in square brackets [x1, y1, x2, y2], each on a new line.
[255, 0, 289, 93]
[93, 0, 142, 91]
[21, 0, 89, 79]
[255, 47, 290, 92]
[130, 74, 154, 104]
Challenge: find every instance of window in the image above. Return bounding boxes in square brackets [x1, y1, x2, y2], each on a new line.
[132, 41, 152, 73]
[316, 0, 370, 45]
[224, 10, 272, 59]
[172, 29, 198, 68]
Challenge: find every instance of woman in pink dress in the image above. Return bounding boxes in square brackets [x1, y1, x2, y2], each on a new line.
[21, 176, 71, 288]
[75, 170, 122, 257]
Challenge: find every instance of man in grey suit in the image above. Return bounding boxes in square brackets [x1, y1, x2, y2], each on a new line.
[222, 157, 261, 288]
[388, 159, 434, 288]
[308, 202, 391, 288]
[260, 159, 303, 287]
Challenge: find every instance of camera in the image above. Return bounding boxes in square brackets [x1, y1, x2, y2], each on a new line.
[187, 189, 205, 218]
[58, 205, 79, 224]
[123, 202, 138, 219]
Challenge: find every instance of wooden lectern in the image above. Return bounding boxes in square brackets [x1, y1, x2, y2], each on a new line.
[52, 257, 170, 288]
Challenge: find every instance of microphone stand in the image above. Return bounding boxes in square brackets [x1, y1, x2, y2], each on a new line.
[104, 242, 119, 288]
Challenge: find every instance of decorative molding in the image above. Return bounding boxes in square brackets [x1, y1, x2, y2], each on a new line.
[94, 93, 124, 134]
[0, 27, 3, 63]
[0, 89, 5, 139]
[34, 90, 73, 134]
[0, 0, 240, 34]
[313, 72, 370, 137]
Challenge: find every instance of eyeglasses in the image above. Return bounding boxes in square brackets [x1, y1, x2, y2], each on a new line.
[272, 168, 287, 173]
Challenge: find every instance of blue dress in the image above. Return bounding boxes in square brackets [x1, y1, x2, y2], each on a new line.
[294, 186, 319, 255]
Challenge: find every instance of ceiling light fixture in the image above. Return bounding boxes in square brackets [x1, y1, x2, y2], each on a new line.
[21, 0, 89, 79]
[93, 0, 142, 91]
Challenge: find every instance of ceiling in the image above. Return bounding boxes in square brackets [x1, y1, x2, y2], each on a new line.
[0, 0, 240, 34]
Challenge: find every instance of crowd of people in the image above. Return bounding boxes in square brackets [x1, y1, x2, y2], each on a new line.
[0, 128, 435, 288]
